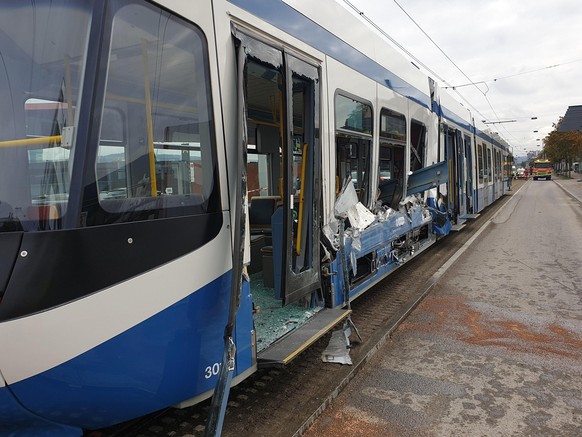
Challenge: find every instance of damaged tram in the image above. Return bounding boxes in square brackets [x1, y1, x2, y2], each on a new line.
[0, 0, 512, 435]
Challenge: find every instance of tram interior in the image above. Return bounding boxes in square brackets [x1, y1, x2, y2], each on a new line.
[245, 60, 321, 353]
[246, 126, 320, 352]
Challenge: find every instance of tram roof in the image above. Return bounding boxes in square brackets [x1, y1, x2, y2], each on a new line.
[228, 0, 511, 152]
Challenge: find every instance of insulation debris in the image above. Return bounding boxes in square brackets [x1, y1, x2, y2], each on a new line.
[346, 202, 376, 230]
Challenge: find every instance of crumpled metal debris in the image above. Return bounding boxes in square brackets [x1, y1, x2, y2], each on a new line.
[321, 325, 353, 365]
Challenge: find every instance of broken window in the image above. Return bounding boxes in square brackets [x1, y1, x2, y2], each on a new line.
[377, 108, 405, 208]
[410, 119, 427, 172]
[335, 94, 372, 206]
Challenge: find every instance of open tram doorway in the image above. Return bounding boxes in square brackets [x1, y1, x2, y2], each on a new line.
[235, 32, 336, 361]
[464, 134, 474, 214]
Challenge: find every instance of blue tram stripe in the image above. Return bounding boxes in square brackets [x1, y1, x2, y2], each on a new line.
[6, 271, 236, 430]
[0, 387, 81, 436]
[228, 0, 431, 109]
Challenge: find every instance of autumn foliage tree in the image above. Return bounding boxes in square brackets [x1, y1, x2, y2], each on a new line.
[542, 125, 582, 174]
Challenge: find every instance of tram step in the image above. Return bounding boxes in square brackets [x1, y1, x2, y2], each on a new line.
[459, 213, 480, 219]
[451, 223, 466, 232]
[257, 308, 352, 367]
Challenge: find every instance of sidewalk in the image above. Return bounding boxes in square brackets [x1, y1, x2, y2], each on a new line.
[553, 172, 582, 204]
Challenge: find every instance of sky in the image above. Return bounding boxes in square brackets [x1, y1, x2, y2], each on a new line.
[345, 0, 582, 157]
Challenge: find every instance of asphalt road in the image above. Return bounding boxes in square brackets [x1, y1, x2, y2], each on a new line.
[305, 179, 582, 437]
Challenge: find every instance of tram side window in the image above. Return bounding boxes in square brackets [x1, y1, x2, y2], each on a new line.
[335, 94, 373, 206]
[91, 1, 218, 222]
[378, 108, 406, 208]
[486, 148, 492, 179]
[410, 119, 427, 172]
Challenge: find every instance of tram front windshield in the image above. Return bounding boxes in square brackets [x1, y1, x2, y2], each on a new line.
[0, 1, 90, 232]
[0, 1, 218, 233]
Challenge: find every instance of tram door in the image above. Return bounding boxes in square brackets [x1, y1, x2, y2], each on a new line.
[464, 134, 474, 213]
[484, 146, 491, 205]
[455, 130, 467, 218]
[280, 55, 321, 305]
[445, 127, 469, 221]
[237, 34, 320, 306]
[444, 127, 459, 221]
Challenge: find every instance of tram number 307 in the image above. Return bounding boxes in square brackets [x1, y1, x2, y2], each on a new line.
[204, 362, 222, 379]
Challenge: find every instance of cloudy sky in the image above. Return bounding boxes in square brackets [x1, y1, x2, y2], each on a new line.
[346, 0, 582, 157]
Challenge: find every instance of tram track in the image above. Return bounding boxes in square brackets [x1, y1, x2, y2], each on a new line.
[92, 185, 520, 437]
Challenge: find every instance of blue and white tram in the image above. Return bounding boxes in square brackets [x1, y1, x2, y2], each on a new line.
[0, 0, 512, 435]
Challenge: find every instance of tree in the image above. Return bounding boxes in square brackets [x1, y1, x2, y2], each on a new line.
[542, 127, 582, 176]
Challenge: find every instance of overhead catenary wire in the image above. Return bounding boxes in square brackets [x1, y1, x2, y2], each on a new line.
[386, 1, 580, 156]
[343, 1, 488, 120]
[445, 58, 582, 86]
[390, 0, 508, 127]
[390, 0, 479, 91]
[342, 0, 449, 86]
[344, 0, 518, 148]
[489, 58, 582, 83]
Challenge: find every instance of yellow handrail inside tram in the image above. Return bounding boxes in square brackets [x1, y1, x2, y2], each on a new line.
[64, 55, 74, 124]
[0, 136, 62, 148]
[142, 39, 158, 197]
[296, 143, 308, 256]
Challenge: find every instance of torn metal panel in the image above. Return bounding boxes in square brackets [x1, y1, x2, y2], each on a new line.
[406, 160, 449, 196]
[321, 327, 352, 365]
[325, 183, 439, 308]
[322, 219, 340, 251]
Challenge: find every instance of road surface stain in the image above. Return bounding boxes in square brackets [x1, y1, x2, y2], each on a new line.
[400, 295, 582, 359]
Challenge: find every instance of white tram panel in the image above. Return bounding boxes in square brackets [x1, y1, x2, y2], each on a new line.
[0, 218, 233, 386]
[331, 0, 434, 103]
